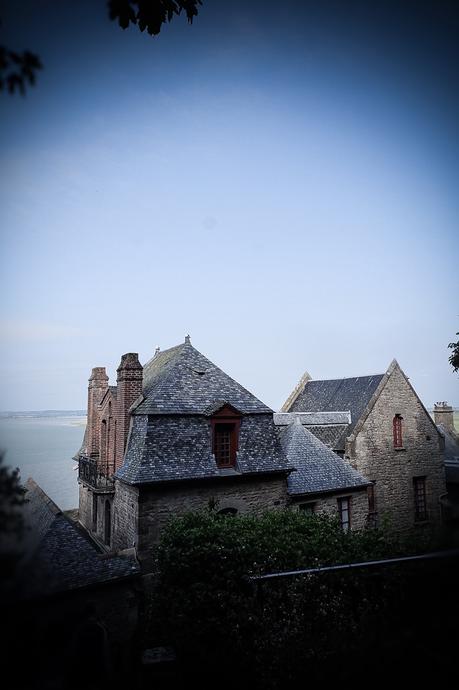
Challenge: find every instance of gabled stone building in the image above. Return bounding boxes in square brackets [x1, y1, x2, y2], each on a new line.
[76, 338, 370, 570]
[283, 359, 447, 533]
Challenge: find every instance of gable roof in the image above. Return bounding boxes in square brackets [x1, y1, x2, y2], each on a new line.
[14, 479, 139, 600]
[134, 339, 272, 415]
[286, 373, 385, 450]
[277, 421, 369, 496]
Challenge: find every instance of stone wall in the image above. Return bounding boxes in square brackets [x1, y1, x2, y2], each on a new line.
[133, 474, 288, 570]
[111, 481, 140, 552]
[346, 364, 446, 533]
[79, 483, 117, 548]
[78, 484, 93, 531]
[291, 488, 369, 530]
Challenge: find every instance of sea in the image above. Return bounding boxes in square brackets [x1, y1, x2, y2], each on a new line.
[0, 411, 86, 511]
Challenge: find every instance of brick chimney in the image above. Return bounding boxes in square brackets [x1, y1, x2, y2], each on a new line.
[434, 402, 455, 434]
[86, 367, 109, 458]
[115, 353, 143, 470]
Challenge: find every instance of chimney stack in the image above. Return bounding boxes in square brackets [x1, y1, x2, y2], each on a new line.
[115, 353, 143, 470]
[86, 367, 109, 457]
[434, 402, 455, 434]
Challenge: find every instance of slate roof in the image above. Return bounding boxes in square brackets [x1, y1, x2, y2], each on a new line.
[289, 374, 385, 450]
[135, 340, 272, 415]
[15, 479, 139, 600]
[116, 413, 292, 485]
[277, 420, 369, 496]
[274, 412, 351, 426]
[303, 424, 349, 450]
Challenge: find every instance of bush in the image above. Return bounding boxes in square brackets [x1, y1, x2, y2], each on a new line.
[148, 509, 415, 687]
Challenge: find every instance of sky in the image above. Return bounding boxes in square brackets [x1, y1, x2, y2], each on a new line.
[0, 0, 458, 411]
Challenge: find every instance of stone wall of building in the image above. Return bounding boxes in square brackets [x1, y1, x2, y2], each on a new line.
[79, 484, 116, 547]
[291, 489, 369, 530]
[78, 484, 93, 531]
[346, 365, 446, 533]
[111, 481, 140, 553]
[133, 474, 288, 570]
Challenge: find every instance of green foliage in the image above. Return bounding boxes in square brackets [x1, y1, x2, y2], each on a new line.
[0, 46, 42, 95]
[0, 452, 27, 538]
[149, 509, 415, 687]
[109, 0, 203, 36]
[448, 331, 459, 373]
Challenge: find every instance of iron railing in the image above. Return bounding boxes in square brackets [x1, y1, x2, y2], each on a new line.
[78, 456, 114, 491]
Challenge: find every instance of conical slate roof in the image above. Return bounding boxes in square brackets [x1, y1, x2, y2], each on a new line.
[278, 420, 369, 496]
[134, 339, 272, 415]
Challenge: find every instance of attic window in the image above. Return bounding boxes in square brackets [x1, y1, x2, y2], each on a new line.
[393, 414, 403, 448]
[211, 405, 241, 469]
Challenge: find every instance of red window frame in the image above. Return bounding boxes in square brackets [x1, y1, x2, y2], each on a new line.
[393, 414, 403, 448]
[211, 405, 241, 468]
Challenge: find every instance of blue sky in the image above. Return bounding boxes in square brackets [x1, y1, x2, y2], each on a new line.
[0, 0, 458, 410]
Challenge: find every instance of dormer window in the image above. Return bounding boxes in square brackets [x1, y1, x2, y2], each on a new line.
[393, 414, 403, 448]
[211, 404, 241, 469]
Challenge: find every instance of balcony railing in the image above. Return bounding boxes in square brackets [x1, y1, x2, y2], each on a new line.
[78, 456, 114, 492]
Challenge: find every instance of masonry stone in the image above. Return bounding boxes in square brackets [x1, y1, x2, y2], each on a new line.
[346, 364, 446, 533]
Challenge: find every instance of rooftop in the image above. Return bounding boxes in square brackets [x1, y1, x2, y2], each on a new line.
[135, 338, 272, 416]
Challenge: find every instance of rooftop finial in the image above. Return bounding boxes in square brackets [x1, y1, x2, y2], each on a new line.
[155, 346, 160, 356]
[185, 334, 191, 344]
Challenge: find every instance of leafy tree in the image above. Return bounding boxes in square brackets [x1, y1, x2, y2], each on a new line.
[109, 0, 202, 36]
[1, 1, 203, 95]
[0, 44, 42, 95]
[0, 452, 27, 539]
[448, 332, 459, 373]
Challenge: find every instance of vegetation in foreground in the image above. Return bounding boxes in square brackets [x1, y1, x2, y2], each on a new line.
[147, 508, 454, 688]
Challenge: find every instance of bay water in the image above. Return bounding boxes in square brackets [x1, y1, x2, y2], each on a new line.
[0, 412, 86, 510]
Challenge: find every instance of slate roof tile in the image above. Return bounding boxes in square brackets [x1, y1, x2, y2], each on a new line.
[16, 480, 139, 599]
[135, 340, 271, 415]
[277, 421, 369, 496]
[289, 374, 384, 449]
[116, 413, 291, 484]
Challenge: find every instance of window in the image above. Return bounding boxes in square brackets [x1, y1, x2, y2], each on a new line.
[367, 482, 377, 527]
[338, 497, 351, 532]
[299, 502, 316, 515]
[413, 477, 428, 521]
[92, 494, 98, 532]
[214, 424, 234, 466]
[393, 414, 403, 448]
[367, 482, 376, 513]
[211, 404, 241, 469]
[104, 499, 111, 545]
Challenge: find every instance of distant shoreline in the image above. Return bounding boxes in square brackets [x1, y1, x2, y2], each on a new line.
[0, 411, 86, 419]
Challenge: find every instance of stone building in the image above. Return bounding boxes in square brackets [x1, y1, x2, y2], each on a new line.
[75, 337, 370, 570]
[283, 359, 447, 533]
[434, 402, 459, 524]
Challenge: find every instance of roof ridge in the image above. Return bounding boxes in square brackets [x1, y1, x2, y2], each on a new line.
[183, 343, 273, 410]
[309, 373, 384, 383]
[143, 342, 184, 372]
